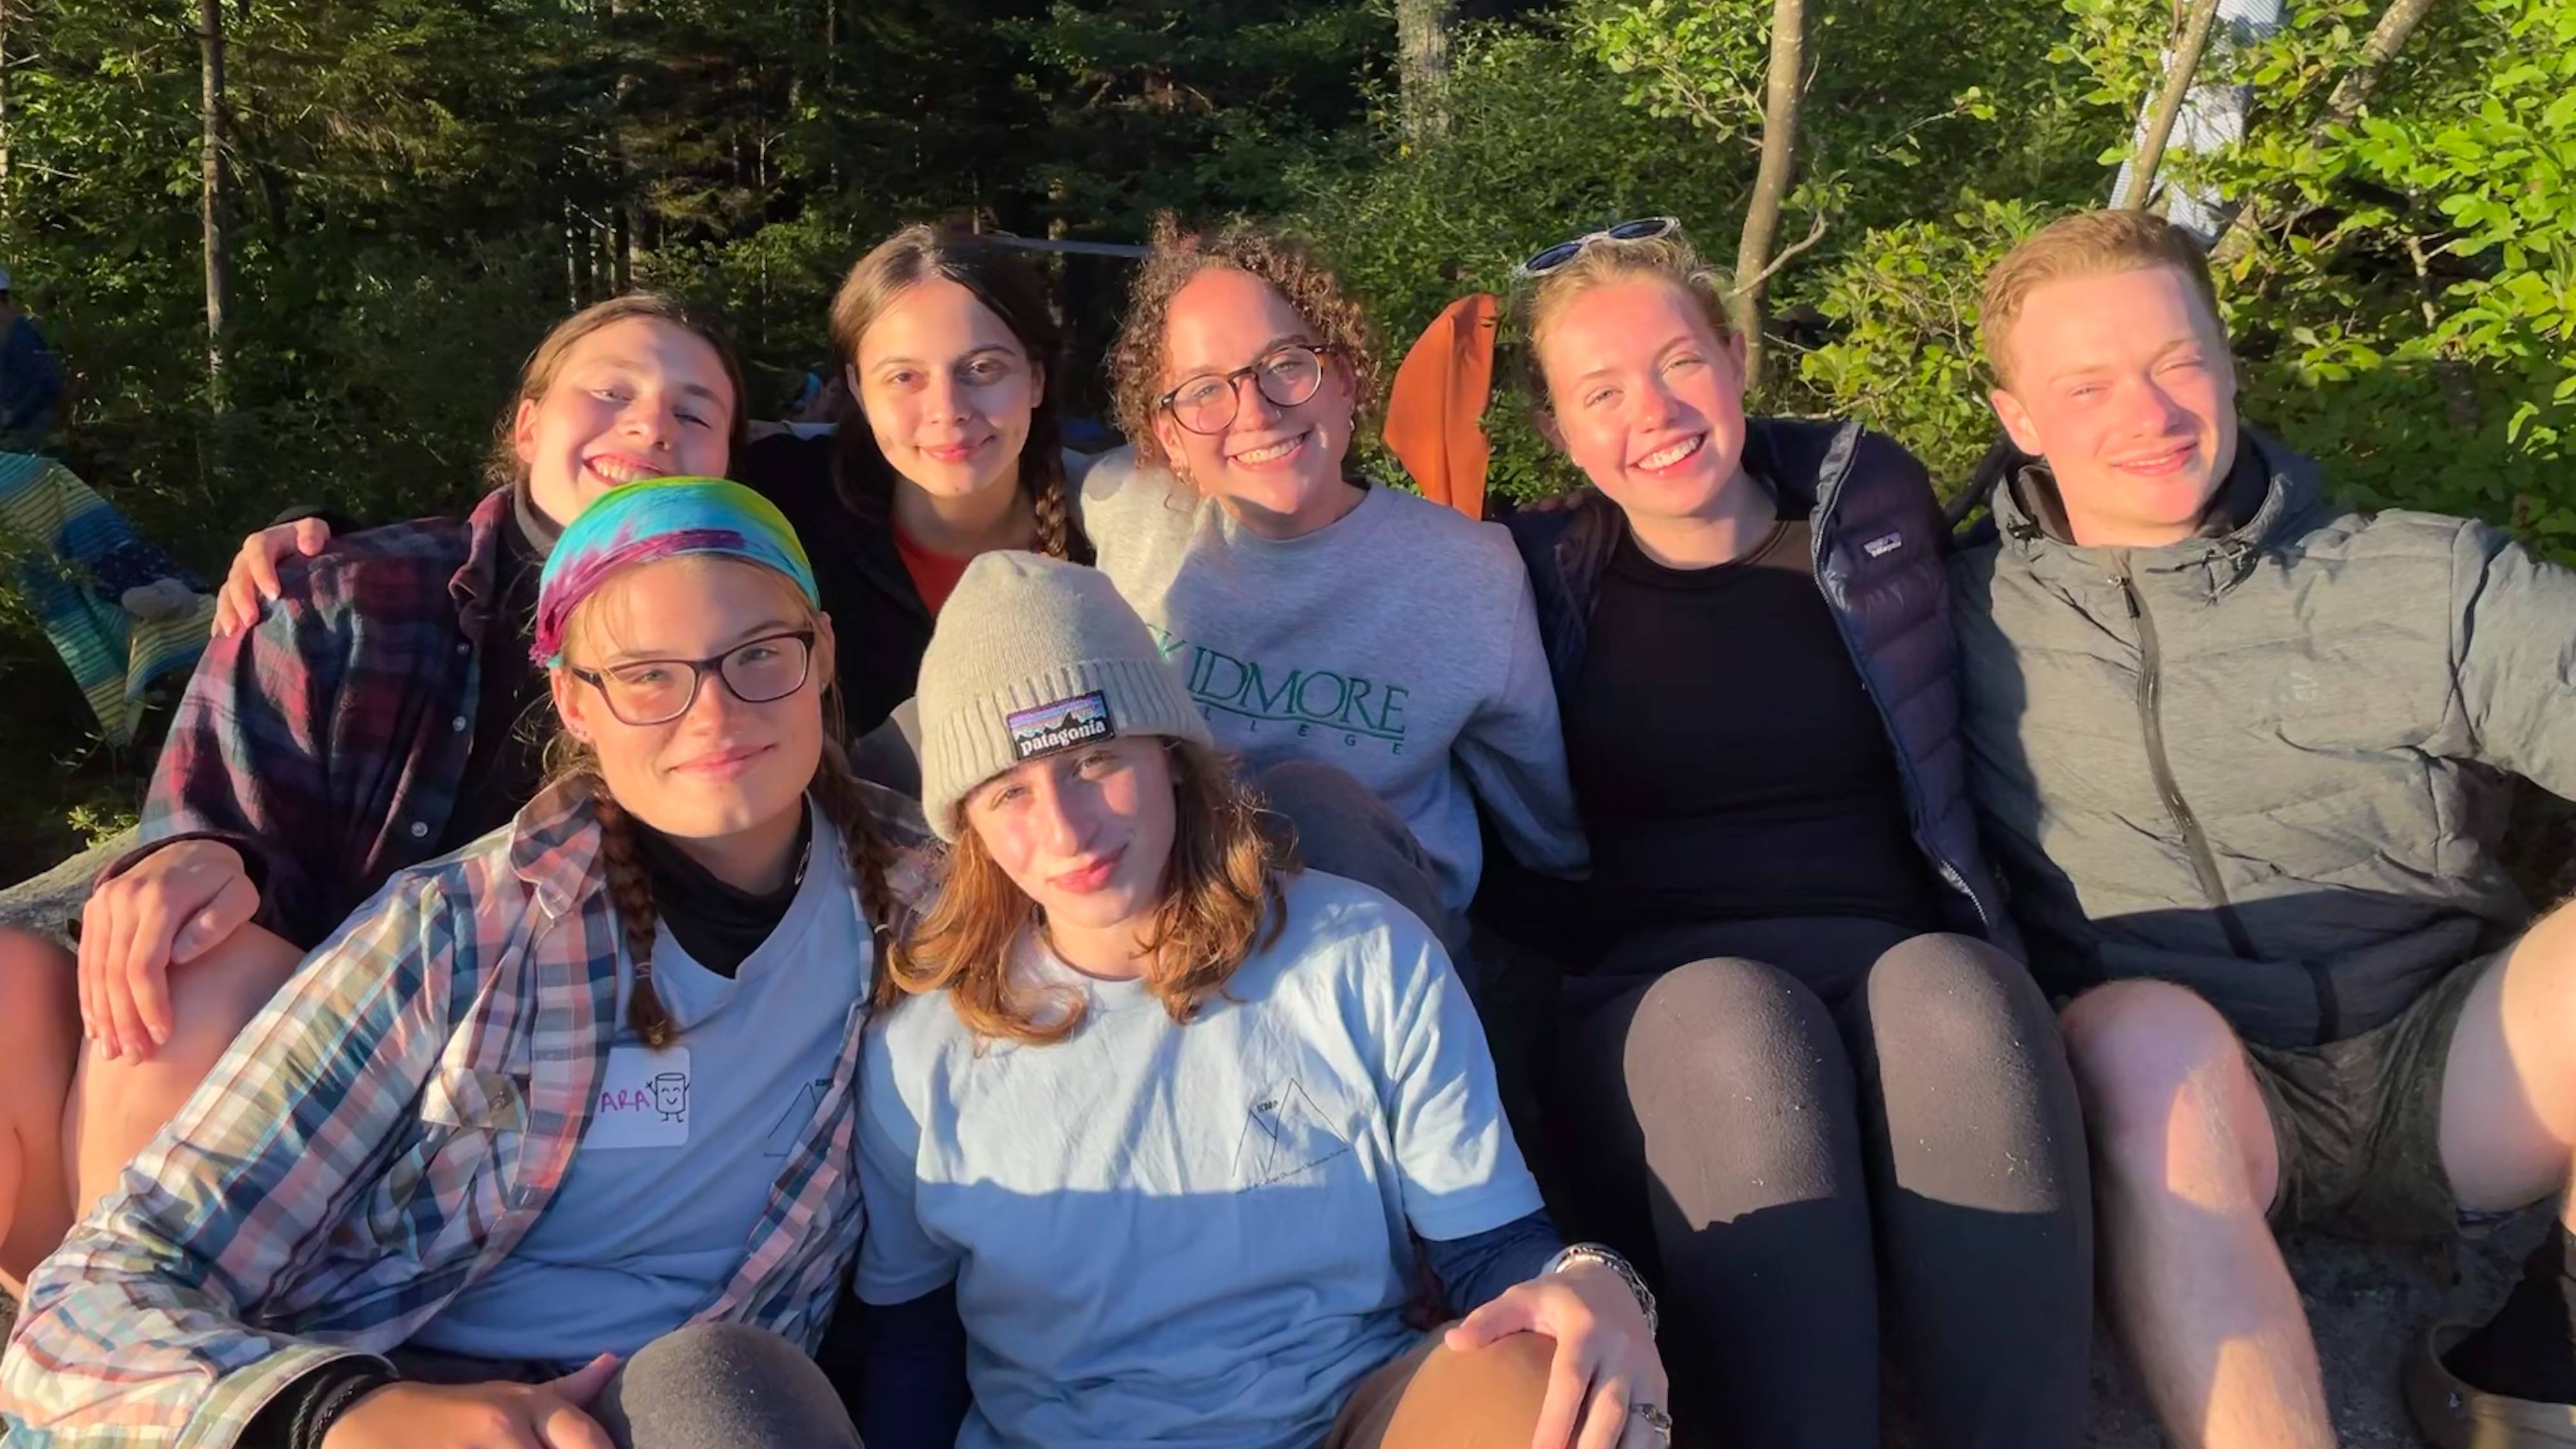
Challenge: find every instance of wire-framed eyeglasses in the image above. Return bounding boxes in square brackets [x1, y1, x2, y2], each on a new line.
[1157, 342, 1335, 436]
[1516, 217, 1683, 278]
[567, 628, 818, 726]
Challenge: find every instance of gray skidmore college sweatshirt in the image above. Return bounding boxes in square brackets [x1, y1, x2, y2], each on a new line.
[1077, 447, 1587, 912]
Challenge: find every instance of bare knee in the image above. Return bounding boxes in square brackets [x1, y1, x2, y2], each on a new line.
[70, 924, 299, 1204]
[1402, 1332, 1558, 1439]
[0, 925, 79, 1036]
[2061, 980, 2276, 1209]
[0, 926, 81, 1288]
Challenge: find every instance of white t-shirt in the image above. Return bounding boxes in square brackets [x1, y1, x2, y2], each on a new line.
[856, 869, 1542, 1449]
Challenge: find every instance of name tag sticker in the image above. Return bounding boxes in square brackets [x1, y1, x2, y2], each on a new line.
[1006, 690, 1114, 760]
[588, 1045, 691, 1150]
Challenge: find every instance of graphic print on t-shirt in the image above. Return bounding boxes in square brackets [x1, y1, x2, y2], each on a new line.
[763, 1078, 831, 1158]
[1148, 625, 1411, 755]
[1232, 1078, 1354, 1189]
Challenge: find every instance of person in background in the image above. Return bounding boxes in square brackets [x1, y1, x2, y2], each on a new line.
[856, 549, 1667, 1449]
[2112, 0, 2286, 241]
[1, 479, 901, 1449]
[1952, 207, 2576, 1449]
[1505, 217, 2090, 1448]
[0, 264, 65, 452]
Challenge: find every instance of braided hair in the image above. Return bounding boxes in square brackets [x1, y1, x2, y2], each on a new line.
[544, 571, 900, 1048]
[828, 224, 1093, 565]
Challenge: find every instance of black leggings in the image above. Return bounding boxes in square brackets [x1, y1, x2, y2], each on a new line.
[1549, 919, 2092, 1449]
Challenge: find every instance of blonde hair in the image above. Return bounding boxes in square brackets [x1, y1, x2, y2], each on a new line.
[543, 559, 896, 1048]
[1512, 226, 1736, 406]
[1981, 210, 2223, 385]
[487, 293, 749, 493]
[827, 225, 1090, 563]
[879, 739, 1289, 1045]
[1108, 215, 1381, 469]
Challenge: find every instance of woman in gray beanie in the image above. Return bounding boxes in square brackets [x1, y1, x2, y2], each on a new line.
[850, 549, 1669, 1449]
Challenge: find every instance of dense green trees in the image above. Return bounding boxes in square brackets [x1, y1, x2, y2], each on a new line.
[2, 0, 2570, 870]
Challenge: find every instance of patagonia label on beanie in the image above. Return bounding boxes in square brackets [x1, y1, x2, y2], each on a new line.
[1008, 691, 1114, 760]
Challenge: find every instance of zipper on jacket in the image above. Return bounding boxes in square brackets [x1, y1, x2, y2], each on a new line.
[2112, 554, 2257, 958]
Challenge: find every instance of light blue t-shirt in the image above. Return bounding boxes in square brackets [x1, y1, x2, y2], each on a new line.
[413, 818, 870, 1363]
[856, 869, 1542, 1449]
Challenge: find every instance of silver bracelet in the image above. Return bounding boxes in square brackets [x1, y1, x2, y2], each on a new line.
[1544, 1241, 1658, 1339]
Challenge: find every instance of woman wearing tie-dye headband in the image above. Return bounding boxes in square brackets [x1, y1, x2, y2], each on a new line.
[3, 480, 914, 1449]
[0, 295, 746, 1304]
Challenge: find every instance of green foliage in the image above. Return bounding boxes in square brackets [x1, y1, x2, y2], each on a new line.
[64, 799, 139, 850]
[9, 0, 2576, 859]
[1792, 198, 2055, 492]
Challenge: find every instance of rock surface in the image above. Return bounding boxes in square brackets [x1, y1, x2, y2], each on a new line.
[0, 827, 128, 942]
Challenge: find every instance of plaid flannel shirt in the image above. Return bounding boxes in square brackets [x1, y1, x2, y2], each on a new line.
[1, 779, 881, 1448]
[98, 489, 513, 950]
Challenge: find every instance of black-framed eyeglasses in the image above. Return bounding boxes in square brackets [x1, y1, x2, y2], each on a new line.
[1516, 217, 1683, 278]
[569, 629, 817, 726]
[1157, 342, 1334, 436]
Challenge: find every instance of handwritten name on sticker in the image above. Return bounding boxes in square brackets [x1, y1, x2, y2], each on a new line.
[587, 1045, 691, 1150]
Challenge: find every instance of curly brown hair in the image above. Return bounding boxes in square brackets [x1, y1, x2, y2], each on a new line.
[1107, 215, 1382, 469]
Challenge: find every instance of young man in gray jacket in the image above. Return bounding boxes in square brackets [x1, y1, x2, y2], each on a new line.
[1949, 208, 2576, 1449]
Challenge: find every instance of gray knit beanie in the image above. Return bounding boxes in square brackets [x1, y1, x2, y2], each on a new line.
[916, 551, 1212, 840]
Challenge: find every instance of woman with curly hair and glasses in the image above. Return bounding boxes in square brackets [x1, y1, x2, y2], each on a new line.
[1080, 218, 1584, 980]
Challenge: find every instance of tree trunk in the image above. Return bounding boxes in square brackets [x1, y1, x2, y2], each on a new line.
[606, 0, 650, 289]
[2211, 0, 2443, 265]
[198, 0, 232, 410]
[2120, 0, 2225, 210]
[1396, 0, 1453, 146]
[1732, 0, 1807, 392]
[1, 0, 13, 231]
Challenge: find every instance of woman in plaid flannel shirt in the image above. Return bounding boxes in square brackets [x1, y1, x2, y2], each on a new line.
[3, 479, 907, 1449]
[0, 295, 744, 1295]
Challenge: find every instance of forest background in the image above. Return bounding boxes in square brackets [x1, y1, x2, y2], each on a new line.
[0, 0, 2568, 877]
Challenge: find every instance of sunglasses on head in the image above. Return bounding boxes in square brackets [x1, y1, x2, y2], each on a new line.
[1517, 217, 1683, 278]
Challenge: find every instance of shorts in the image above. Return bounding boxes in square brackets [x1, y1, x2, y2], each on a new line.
[2245, 951, 2490, 1241]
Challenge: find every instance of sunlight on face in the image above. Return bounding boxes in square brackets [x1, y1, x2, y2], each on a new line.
[1149, 268, 1359, 539]
[1989, 266, 2239, 548]
[851, 275, 1041, 504]
[963, 736, 1177, 965]
[513, 316, 735, 527]
[1534, 277, 1751, 530]
[551, 556, 827, 861]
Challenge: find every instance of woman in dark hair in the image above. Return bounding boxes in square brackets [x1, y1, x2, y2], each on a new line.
[745, 224, 1092, 734]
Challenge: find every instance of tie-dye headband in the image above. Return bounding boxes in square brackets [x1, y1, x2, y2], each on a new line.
[530, 477, 819, 668]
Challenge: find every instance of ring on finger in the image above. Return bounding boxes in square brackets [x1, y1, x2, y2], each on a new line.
[1630, 1402, 1674, 1445]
